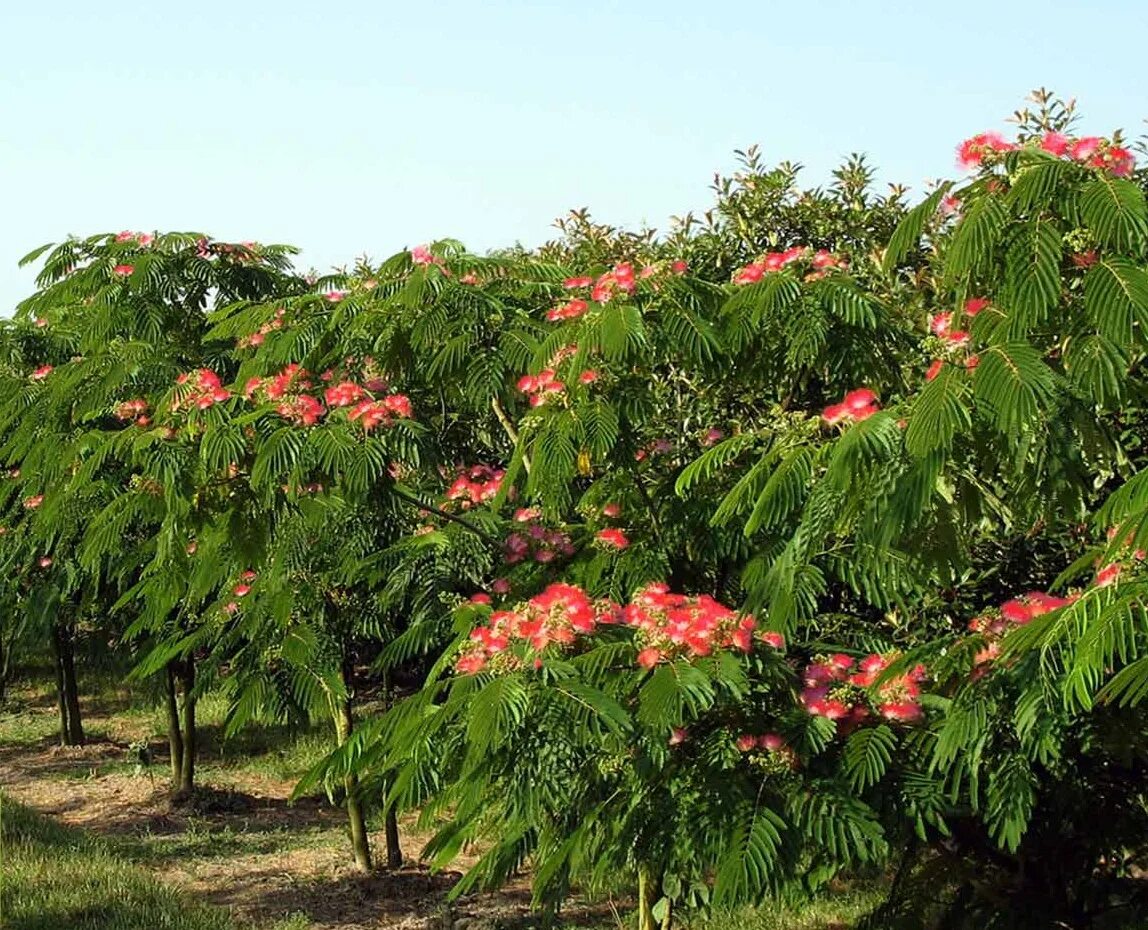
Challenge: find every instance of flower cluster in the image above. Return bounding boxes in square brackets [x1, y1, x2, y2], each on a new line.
[410, 244, 446, 267]
[517, 368, 566, 407]
[346, 395, 413, 430]
[821, 388, 880, 425]
[801, 653, 927, 724]
[546, 298, 588, 322]
[733, 247, 844, 285]
[734, 731, 797, 770]
[504, 513, 575, 564]
[958, 130, 1135, 176]
[243, 366, 411, 430]
[114, 398, 151, 426]
[595, 527, 629, 550]
[454, 582, 621, 674]
[115, 230, 155, 246]
[621, 583, 782, 667]
[173, 369, 231, 410]
[445, 465, 505, 509]
[966, 590, 1075, 671]
[237, 307, 287, 348]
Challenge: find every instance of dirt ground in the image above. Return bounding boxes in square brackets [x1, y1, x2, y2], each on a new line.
[0, 698, 610, 930]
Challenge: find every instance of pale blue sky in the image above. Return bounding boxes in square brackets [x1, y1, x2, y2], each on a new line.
[4, 1, 1147, 310]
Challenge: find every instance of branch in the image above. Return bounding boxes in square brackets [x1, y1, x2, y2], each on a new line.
[391, 486, 501, 546]
[491, 396, 531, 474]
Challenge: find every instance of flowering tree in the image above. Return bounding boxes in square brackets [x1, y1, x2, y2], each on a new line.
[5, 90, 1148, 927]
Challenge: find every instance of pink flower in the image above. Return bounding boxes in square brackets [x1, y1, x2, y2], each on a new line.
[760, 631, 785, 650]
[956, 131, 1015, 170]
[701, 428, 724, 446]
[470, 593, 492, 605]
[925, 359, 944, 382]
[759, 733, 784, 752]
[113, 264, 135, 276]
[735, 734, 757, 752]
[821, 402, 849, 425]
[410, 245, 436, 265]
[964, 297, 990, 317]
[30, 365, 53, 380]
[23, 495, 44, 509]
[637, 647, 662, 669]
[224, 602, 239, 614]
[1039, 132, 1070, 157]
[844, 388, 877, 412]
[325, 290, 346, 302]
[234, 584, 251, 597]
[671, 260, 688, 275]
[596, 528, 629, 550]
[930, 312, 951, 337]
[38, 556, 53, 568]
[733, 262, 765, 285]
[1068, 137, 1102, 162]
[602, 502, 621, 518]
[669, 727, 688, 745]
[579, 370, 599, 384]
[563, 276, 593, 289]
[491, 577, 511, 594]
[34, 317, 48, 328]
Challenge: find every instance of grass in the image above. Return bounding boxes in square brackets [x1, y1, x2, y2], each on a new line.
[0, 793, 237, 930]
[1, 670, 882, 930]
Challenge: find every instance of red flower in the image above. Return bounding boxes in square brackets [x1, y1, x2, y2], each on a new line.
[470, 593, 492, 605]
[563, 275, 593, 289]
[579, 370, 599, 384]
[733, 262, 765, 285]
[964, 297, 990, 317]
[596, 528, 630, 550]
[234, 584, 251, 597]
[930, 312, 951, 336]
[1095, 562, 1122, 588]
[113, 264, 135, 276]
[30, 365, 53, 381]
[735, 734, 757, 752]
[671, 260, 688, 275]
[925, 359, 944, 382]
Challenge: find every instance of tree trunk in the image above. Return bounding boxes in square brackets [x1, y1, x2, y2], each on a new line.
[335, 660, 372, 872]
[381, 670, 403, 869]
[165, 662, 184, 786]
[0, 633, 8, 703]
[637, 864, 659, 930]
[174, 657, 196, 799]
[52, 622, 84, 746]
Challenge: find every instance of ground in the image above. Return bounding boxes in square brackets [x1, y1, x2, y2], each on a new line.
[0, 674, 881, 929]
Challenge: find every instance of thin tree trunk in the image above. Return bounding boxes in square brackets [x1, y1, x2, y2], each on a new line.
[381, 669, 403, 869]
[0, 632, 9, 703]
[335, 696, 372, 871]
[175, 657, 196, 799]
[637, 864, 658, 930]
[335, 659, 371, 872]
[52, 622, 84, 746]
[165, 662, 184, 786]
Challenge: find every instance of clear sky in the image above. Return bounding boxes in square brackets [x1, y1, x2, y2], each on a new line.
[4, 0, 1147, 311]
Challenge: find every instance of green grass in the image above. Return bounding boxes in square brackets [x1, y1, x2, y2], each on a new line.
[0, 793, 237, 930]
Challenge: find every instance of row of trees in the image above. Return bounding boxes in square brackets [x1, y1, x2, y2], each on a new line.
[2, 91, 1147, 927]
